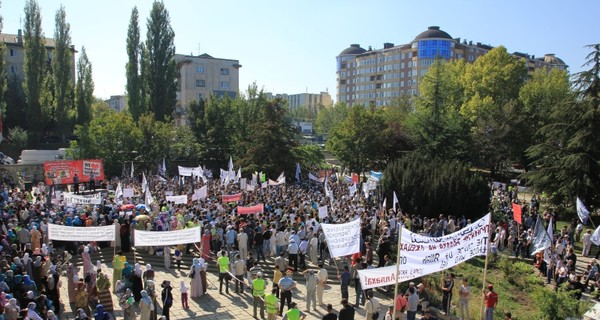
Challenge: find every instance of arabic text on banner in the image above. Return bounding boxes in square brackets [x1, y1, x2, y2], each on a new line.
[358, 213, 491, 290]
[178, 166, 203, 177]
[134, 226, 201, 246]
[166, 195, 187, 204]
[48, 224, 116, 242]
[321, 219, 361, 257]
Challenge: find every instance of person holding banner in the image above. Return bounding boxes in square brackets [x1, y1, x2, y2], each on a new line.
[483, 284, 498, 320]
[441, 273, 455, 316]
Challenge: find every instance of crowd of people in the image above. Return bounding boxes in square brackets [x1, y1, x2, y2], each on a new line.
[0, 170, 596, 320]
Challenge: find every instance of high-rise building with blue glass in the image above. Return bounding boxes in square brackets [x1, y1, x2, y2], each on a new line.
[336, 26, 568, 107]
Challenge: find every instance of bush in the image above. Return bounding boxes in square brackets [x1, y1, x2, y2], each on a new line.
[9, 127, 28, 150]
[382, 151, 490, 219]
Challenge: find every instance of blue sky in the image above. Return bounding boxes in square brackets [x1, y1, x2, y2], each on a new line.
[2, 0, 598, 100]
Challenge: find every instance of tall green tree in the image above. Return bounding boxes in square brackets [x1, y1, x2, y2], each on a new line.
[240, 98, 298, 177]
[409, 59, 471, 161]
[75, 47, 93, 126]
[126, 6, 144, 121]
[315, 102, 350, 136]
[200, 95, 232, 171]
[52, 5, 74, 138]
[526, 44, 600, 207]
[5, 76, 27, 131]
[328, 105, 386, 174]
[143, 1, 176, 121]
[0, 0, 6, 137]
[23, 0, 48, 140]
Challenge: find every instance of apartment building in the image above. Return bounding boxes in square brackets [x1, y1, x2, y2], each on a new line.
[266, 91, 333, 114]
[336, 26, 568, 107]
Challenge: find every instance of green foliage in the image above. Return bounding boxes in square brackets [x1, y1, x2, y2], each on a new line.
[0, 3, 6, 125]
[143, 1, 176, 122]
[328, 105, 387, 173]
[525, 44, 600, 208]
[532, 287, 590, 320]
[52, 5, 74, 137]
[126, 6, 144, 121]
[9, 127, 29, 150]
[315, 102, 350, 136]
[169, 125, 201, 161]
[382, 152, 490, 218]
[136, 113, 173, 171]
[23, 0, 48, 140]
[199, 95, 233, 171]
[75, 47, 93, 126]
[5, 75, 28, 130]
[291, 144, 325, 173]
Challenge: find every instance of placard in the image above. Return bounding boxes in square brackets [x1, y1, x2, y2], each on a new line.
[321, 219, 361, 257]
[62, 192, 103, 205]
[166, 195, 188, 204]
[48, 224, 116, 242]
[318, 206, 328, 219]
[134, 226, 201, 246]
[238, 204, 264, 215]
[222, 193, 242, 202]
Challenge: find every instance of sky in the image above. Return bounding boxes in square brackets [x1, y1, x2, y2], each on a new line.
[1, 0, 599, 100]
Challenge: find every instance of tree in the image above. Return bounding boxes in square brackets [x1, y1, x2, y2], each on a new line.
[75, 47, 93, 126]
[23, 0, 48, 141]
[526, 44, 600, 207]
[328, 105, 387, 174]
[315, 102, 350, 136]
[4, 75, 27, 130]
[240, 98, 298, 177]
[382, 152, 490, 219]
[292, 145, 325, 173]
[126, 6, 144, 121]
[0, 1, 7, 137]
[409, 59, 471, 161]
[200, 95, 233, 171]
[136, 113, 174, 171]
[143, 1, 176, 121]
[52, 5, 74, 138]
[460, 46, 529, 173]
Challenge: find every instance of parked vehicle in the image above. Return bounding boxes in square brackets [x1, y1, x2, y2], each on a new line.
[17, 149, 69, 165]
[0, 152, 15, 165]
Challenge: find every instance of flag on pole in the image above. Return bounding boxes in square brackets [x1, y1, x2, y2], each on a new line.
[393, 191, 399, 212]
[277, 172, 285, 183]
[115, 182, 123, 199]
[348, 184, 357, 197]
[512, 203, 522, 224]
[530, 217, 552, 255]
[145, 186, 154, 206]
[295, 163, 301, 183]
[228, 156, 234, 173]
[142, 173, 147, 191]
[130, 162, 134, 179]
[235, 167, 241, 183]
[260, 172, 266, 183]
[577, 197, 590, 224]
[382, 198, 387, 209]
[591, 225, 600, 246]
[544, 217, 554, 264]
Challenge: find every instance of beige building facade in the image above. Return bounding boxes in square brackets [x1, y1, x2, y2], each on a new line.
[337, 26, 568, 107]
[106, 95, 128, 112]
[1, 29, 76, 83]
[266, 91, 333, 114]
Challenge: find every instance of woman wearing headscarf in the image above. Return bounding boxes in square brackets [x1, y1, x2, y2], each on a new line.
[161, 280, 173, 320]
[143, 264, 155, 283]
[198, 257, 208, 295]
[140, 290, 154, 320]
[75, 279, 89, 316]
[67, 263, 78, 303]
[22, 275, 37, 296]
[120, 221, 131, 253]
[189, 258, 203, 298]
[82, 245, 93, 276]
[42, 265, 60, 314]
[4, 297, 19, 320]
[75, 308, 89, 320]
[132, 263, 144, 302]
[30, 226, 41, 251]
[163, 245, 171, 270]
[22, 253, 33, 277]
[120, 288, 136, 320]
[93, 304, 110, 320]
[201, 229, 212, 261]
[96, 272, 113, 313]
[32, 256, 43, 284]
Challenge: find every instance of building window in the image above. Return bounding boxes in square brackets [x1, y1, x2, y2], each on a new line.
[196, 66, 204, 73]
[196, 79, 205, 87]
[198, 93, 203, 100]
[220, 81, 229, 89]
[9, 49, 14, 56]
[10, 66, 16, 74]
[220, 68, 229, 75]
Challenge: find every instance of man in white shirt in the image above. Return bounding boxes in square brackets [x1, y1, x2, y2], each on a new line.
[238, 229, 249, 262]
[233, 254, 247, 294]
[316, 264, 328, 305]
[288, 240, 299, 272]
[365, 291, 380, 320]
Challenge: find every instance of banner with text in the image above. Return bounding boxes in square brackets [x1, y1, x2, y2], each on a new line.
[44, 159, 105, 185]
[358, 213, 491, 290]
[321, 219, 361, 257]
[237, 204, 264, 214]
[62, 192, 103, 205]
[48, 224, 116, 242]
[178, 166, 203, 177]
[166, 195, 188, 204]
[318, 206, 328, 219]
[134, 226, 201, 246]
[222, 193, 242, 203]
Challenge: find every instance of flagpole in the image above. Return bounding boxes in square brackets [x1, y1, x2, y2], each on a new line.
[391, 221, 403, 320]
[479, 214, 492, 320]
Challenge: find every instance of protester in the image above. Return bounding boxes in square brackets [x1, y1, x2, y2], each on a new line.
[483, 284, 498, 320]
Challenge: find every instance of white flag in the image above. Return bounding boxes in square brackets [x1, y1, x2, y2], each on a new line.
[115, 182, 123, 200]
[577, 197, 590, 224]
[277, 171, 285, 183]
[382, 197, 387, 209]
[544, 217, 554, 265]
[142, 173, 147, 191]
[393, 191, 399, 212]
[130, 162, 134, 178]
[591, 225, 600, 246]
[145, 186, 154, 206]
[235, 167, 241, 183]
[228, 156, 234, 173]
[348, 184, 357, 197]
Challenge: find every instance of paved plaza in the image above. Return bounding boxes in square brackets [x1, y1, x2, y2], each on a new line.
[60, 247, 399, 320]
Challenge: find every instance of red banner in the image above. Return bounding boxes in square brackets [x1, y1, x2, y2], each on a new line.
[352, 173, 360, 184]
[237, 204, 264, 215]
[512, 203, 522, 224]
[222, 193, 242, 203]
[43, 159, 105, 185]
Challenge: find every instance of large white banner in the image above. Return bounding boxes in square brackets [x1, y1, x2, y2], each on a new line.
[358, 214, 491, 290]
[178, 166, 203, 177]
[134, 226, 201, 246]
[166, 195, 188, 204]
[321, 219, 361, 257]
[48, 224, 116, 242]
[63, 192, 102, 205]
